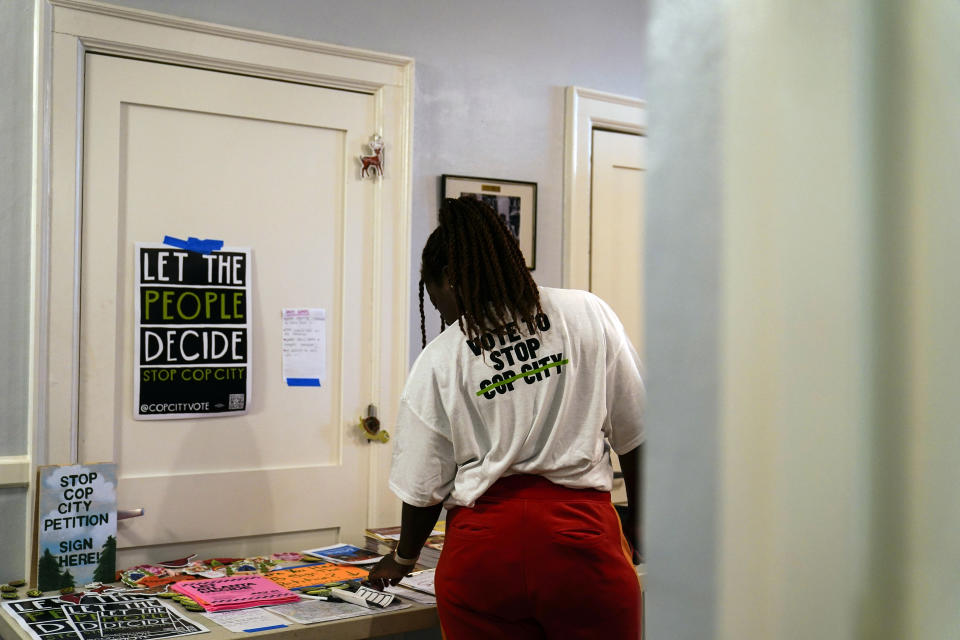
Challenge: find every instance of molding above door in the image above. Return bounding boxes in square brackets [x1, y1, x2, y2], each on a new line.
[562, 87, 645, 290]
[49, 0, 413, 91]
[30, 0, 414, 571]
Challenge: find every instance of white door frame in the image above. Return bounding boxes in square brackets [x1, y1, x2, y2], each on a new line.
[28, 0, 414, 575]
[562, 86, 646, 289]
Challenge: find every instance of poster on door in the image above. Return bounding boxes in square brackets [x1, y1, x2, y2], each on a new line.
[134, 242, 252, 420]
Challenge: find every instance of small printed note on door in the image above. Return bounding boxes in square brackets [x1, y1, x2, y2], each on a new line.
[282, 308, 326, 387]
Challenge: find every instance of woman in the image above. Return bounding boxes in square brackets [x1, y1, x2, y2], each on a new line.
[368, 196, 643, 639]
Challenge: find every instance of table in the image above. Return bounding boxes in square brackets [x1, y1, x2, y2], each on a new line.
[0, 589, 440, 640]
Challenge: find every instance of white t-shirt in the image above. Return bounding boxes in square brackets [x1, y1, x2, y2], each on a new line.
[388, 286, 645, 508]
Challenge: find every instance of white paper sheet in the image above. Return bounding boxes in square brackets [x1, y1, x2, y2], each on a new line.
[385, 585, 437, 605]
[399, 568, 436, 596]
[282, 308, 326, 386]
[201, 607, 289, 632]
[267, 599, 411, 625]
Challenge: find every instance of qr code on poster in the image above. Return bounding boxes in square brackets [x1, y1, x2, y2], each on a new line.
[228, 394, 245, 410]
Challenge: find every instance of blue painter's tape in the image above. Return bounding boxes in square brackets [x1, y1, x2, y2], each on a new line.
[244, 625, 287, 633]
[286, 378, 322, 387]
[162, 235, 225, 254]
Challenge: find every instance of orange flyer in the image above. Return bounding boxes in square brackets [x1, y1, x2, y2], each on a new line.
[264, 562, 368, 590]
[137, 574, 201, 589]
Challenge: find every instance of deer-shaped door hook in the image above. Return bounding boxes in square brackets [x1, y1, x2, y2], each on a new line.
[359, 135, 384, 179]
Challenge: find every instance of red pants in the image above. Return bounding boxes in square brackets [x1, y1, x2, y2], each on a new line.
[435, 475, 642, 639]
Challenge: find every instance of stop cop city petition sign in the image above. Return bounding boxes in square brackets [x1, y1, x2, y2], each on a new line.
[135, 243, 252, 419]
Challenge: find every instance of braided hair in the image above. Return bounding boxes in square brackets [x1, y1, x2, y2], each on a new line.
[418, 196, 541, 348]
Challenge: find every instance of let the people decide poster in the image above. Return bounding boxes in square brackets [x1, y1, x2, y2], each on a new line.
[135, 242, 252, 419]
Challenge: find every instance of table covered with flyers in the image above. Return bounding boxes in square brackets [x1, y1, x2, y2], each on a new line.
[0, 552, 440, 640]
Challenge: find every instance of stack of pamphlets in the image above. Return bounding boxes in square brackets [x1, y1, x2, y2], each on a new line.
[301, 543, 382, 565]
[171, 575, 300, 612]
[418, 538, 443, 567]
[363, 523, 445, 568]
[363, 524, 403, 549]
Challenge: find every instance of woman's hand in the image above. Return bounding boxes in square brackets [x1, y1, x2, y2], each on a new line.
[365, 554, 413, 590]
[365, 501, 442, 589]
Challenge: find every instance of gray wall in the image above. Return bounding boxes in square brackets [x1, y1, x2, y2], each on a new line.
[645, 1, 721, 637]
[103, 0, 647, 352]
[0, 0, 646, 589]
[0, 490, 28, 583]
[647, 1, 960, 638]
[1, 0, 34, 457]
[0, 0, 35, 583]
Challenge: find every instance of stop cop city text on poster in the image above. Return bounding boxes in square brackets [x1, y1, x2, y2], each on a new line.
[134, 242, 252, 419]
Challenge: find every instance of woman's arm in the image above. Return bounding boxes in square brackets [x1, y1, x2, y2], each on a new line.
[366, 501, 444, 587]
[396, 501, 444, 559]
[618, 443, 643, 564]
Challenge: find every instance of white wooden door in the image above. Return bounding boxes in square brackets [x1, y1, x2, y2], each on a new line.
[590, 129, 646, 355]
[78, 53, 382, 564]
[589, 129, 645, 505]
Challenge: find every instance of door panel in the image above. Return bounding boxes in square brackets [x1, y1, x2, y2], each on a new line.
[79, 54, 377, 558]
[590, 129, 646, 355]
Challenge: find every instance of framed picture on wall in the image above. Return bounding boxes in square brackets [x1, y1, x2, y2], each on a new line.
[442, 174, 537, 270]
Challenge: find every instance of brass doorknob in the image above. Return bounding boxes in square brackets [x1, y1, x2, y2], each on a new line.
[358, 404, 390, 443]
